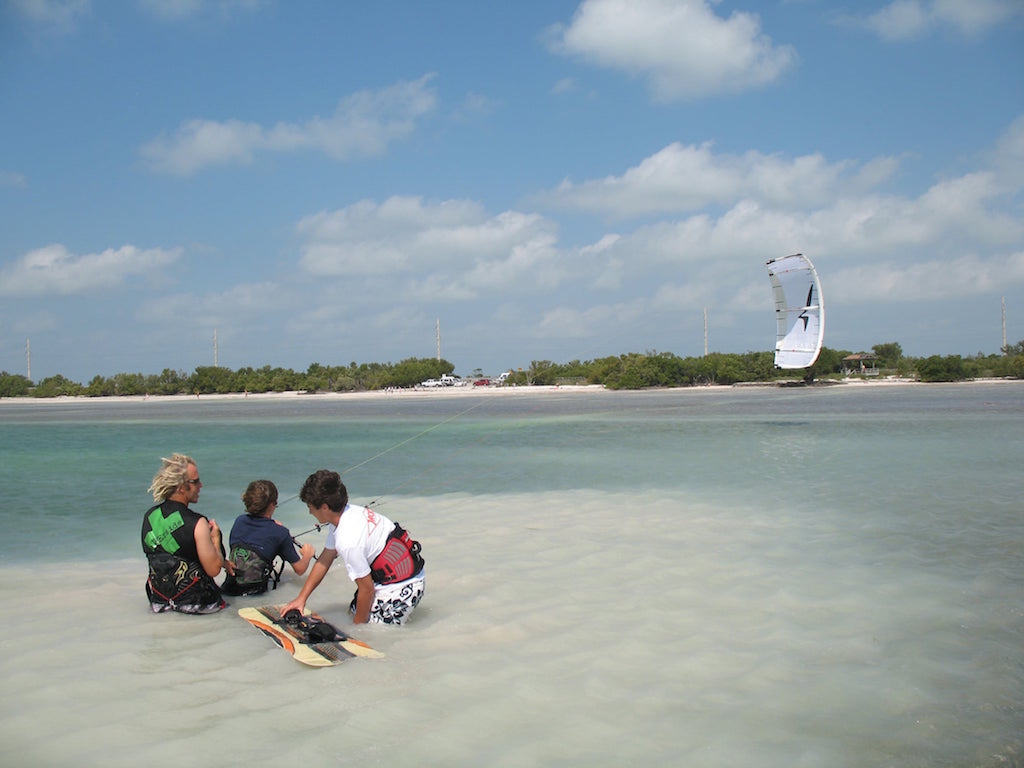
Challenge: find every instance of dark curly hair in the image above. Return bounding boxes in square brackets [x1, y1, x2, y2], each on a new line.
[299, 469, 349, 513]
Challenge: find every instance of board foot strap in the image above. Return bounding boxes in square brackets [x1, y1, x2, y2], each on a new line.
[258, 605, 385, 659]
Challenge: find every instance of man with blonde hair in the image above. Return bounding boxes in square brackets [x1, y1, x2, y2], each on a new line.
[141, 453, 232, 614]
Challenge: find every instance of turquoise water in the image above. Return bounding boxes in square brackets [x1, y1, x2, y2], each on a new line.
[1, 384, 1021, 767]
[2, 385, 1020, 560]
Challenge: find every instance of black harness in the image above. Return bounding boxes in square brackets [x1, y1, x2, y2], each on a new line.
[222, 545, 286, 596]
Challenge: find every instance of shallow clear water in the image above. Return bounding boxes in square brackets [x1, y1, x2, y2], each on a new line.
[1, 384, 1021, 767]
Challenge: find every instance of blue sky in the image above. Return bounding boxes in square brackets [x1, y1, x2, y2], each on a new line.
[1, 0, 1022, 383]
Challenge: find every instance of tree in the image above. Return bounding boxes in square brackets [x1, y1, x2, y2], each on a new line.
[33, 374, 83, 397]
[385, 357, 454, 388]
[872, 342, 903, 368]
[302, 363, 330, 392]
[189, 366, 237, 394]
[917, 355, 968, 382]
[528, 360, 557, 385]
[9, 334, 1020, 399]
[0, 372, 32, 397]
[151, 368, 187, 395]
[1011, 354, 1024, 379]
[1002, 339, 1024, 357]
[112, 372, 147, 395]
[85, 375, 115, 397]
[799, 346, 846, 383]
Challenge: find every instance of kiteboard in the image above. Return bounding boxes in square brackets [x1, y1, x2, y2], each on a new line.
[238, 604, 384, 667]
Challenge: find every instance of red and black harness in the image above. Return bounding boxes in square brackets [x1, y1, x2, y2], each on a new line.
[369, 523, 425, 584]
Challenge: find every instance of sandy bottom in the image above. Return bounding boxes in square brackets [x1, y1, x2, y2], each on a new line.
[1, 487, 1019, 768]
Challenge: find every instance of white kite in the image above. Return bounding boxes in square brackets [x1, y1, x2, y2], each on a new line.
[766, 253, 825, 369]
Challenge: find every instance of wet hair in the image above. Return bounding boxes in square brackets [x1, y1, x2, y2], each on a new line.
[148, 453, 195, 502]
[242, 479, 278, 517]
[299, 469, 349, 513]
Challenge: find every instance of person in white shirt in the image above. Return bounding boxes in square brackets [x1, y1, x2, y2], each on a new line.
[280, 469, 425, 625]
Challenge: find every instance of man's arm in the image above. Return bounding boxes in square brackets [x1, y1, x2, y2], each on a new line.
[291, 543, 316, 576]
[351, 574, 375, 624]
[194, 518, 229, 577]
[280, 548, 336, 615]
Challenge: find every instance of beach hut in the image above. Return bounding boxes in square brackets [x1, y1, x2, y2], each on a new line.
[842, 353, 879, 376]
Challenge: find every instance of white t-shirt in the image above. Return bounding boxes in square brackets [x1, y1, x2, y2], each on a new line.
[324, 504, 394, 582]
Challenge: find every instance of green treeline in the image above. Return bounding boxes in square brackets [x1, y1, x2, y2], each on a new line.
[0, 358, 457, 398]
[523, 340, 1024, 387]
[2, 341, 1023, 398]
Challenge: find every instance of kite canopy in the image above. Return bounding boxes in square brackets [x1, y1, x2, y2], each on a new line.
[766, 253, 825, 369]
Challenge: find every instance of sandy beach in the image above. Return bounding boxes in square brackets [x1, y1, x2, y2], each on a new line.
[4, 375, 1012, 408]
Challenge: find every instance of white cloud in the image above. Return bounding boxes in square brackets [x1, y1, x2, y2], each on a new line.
[296, 196, 562, 299]
[140, 75, 438, 175]
[534, 116, 1024, 313]
[863, 0, 931, 39]
[0, 244, 180, 297]
[0, 170, 28, 187]
[452, 91, 500, 121]
[551, 77, 578, 95]
[831, 251, 1024, 303]
[97, 113, 1024, 374]
[136, 0, 202, 19]
[12, 0, 265, 28]
[549, 0, 797, 101]
[864, 0, 1023, 40]
[136, 0, 267, 21]
[535, 300, 646, 339]
[10, 0, 89, 26]
[140, 281, 281, 336]
[534, 118, 1024, 297]
[651, 281, 711, 311]
[197, 281, 281, 316]
[279, 109, 1024, 349]
[538, 142, 890, 217]
[988, 114, 1024, 191]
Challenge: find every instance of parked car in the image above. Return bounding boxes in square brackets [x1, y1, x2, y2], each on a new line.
[473, 378, 490, 386]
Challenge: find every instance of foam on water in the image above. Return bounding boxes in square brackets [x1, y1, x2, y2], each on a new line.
[1, 385, 1021, 766]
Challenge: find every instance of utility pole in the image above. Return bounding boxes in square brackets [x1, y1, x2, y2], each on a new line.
[436, 318, 441, 361]
[703, 307, 708, 357]
[26, 337, 31, 381]
[1002, 296, 1007, 354]
[214, 328, 219, 367]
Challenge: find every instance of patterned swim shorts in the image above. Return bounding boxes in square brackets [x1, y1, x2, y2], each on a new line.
[351, 571, 425, 625]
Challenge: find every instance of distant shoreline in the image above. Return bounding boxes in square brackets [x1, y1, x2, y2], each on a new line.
[2, 377, 1020, 406]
